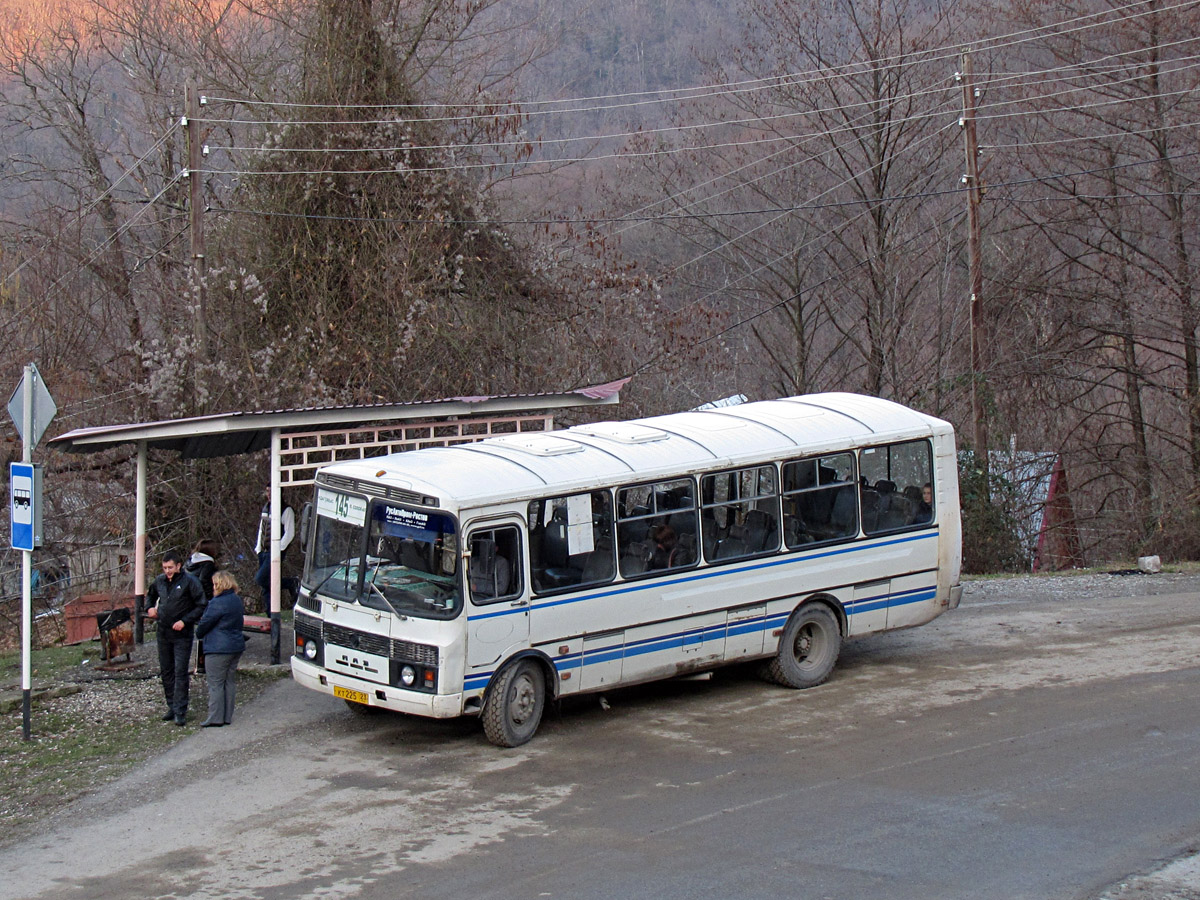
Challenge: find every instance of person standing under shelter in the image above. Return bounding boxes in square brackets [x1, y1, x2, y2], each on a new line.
[185, 540, 219, 601]
[254, 496, 299, 614]
[145, 550, 207, 725]
[196, 570, 246, 728]
[186, 539, 219, 674]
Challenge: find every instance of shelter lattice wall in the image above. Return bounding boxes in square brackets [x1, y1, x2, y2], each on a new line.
[279, 414, 554, 486]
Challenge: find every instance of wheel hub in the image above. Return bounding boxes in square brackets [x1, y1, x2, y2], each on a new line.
[510, 676, 535, 723]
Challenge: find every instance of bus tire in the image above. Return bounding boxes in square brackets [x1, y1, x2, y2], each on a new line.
[765, 603, 841, 689]
[482, 659, 545, 747]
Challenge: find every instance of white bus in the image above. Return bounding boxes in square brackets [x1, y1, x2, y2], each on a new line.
[291, 393, 962, 746]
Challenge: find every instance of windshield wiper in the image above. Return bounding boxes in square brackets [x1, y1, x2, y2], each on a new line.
[361, 564, 411, 619]
[308, 547, 359, 598]
[364, 574, 409, 620]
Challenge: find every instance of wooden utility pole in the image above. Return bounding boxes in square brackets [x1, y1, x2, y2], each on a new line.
[960, 50, 989, 483]
[185, 84, 208, 376]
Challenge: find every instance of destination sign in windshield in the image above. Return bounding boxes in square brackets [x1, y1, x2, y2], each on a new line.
[317, 489, 367, 525]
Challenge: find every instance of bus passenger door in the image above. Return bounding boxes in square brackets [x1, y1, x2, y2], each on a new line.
[465, 520, 530, 680]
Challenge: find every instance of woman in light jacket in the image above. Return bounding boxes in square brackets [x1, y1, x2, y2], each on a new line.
[195, 570, 247, 727]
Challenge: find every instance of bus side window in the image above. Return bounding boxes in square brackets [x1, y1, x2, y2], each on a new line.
[529, 492, 616, 594]
[619, 478, 697, 577]
[700, 465, 779, 562]
[781, 453, 857, 547]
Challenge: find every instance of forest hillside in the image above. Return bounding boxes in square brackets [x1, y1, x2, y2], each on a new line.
[0, 0, 1196, 630]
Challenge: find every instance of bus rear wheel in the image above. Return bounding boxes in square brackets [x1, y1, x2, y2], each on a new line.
[483, 659, 545, 747]
[764, 604, 841, 689]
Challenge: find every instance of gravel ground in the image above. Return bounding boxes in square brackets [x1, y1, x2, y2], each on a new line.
[963, 569, 1200, 900]
[962, 569, 1200, 604]
[5, 573, 1200, 889]
[0, 624, 291, 842]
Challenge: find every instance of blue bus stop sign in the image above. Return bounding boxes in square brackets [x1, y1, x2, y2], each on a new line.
[11, 462, 39, 551]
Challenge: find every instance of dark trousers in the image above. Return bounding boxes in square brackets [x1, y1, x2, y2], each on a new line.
[157, 632, 194, 717]
[255, 550, 298, 611]
[201, 652, 242, 725]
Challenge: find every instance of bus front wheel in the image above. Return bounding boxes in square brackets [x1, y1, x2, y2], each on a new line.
[764, 604, 841, 689]
[483, 659, 545, 747]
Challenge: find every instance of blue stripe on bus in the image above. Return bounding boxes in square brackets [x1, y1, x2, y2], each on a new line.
[468, 530, 938, 621]
[890, 586, 937, 606]
[464, 582, 938, 691]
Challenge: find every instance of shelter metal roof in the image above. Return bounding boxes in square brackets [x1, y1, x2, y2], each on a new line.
[48, 380, 629, 459]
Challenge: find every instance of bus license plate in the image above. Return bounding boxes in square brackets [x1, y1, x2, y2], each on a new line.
[334, 686, 369, 706]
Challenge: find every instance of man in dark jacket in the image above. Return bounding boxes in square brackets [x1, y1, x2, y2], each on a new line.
[145, 551, 207, 725]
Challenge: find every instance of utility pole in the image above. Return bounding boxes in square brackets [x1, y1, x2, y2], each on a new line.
[960, 50, 989, 485]
[185, 84, 208, 383]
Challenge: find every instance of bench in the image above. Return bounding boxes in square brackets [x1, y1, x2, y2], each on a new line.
[242, 615, 273, 634]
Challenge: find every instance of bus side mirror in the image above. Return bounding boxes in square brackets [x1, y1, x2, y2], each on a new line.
[299, 502, 312, 547]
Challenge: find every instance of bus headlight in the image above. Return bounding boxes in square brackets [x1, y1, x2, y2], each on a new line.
[400, 665, 417, 687]
[304, 640, 319, 660]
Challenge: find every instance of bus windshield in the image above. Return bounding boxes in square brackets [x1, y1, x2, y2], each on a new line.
[305, 489, 369, 601]
[362, 501, 460, 619]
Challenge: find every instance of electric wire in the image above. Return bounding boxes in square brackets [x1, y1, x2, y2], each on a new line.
[195, 64, 1200, 179]
[197, 0, 1198, 123]
[206, 146, 1200, 229]
[2, 171, 185, 330]
[0, 125, 180, 291]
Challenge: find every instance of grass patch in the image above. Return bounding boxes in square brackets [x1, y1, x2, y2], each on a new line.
[0, 645, 90, 685]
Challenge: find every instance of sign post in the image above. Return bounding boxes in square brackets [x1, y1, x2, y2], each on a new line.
[8, 364, 56, 741]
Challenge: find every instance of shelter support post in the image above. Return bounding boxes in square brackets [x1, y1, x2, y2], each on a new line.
[270, 428, 281, 664]
[134, 441, 147, 643]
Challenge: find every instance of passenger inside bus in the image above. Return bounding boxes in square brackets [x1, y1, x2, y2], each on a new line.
[912, 482, 933, 524]
[650, 524, 677, 569]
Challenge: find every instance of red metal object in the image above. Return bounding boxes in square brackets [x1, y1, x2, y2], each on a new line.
[64, 593, 136, 644]
[97, 608, 134, 662]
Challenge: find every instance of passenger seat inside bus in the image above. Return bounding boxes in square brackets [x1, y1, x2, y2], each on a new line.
[581, 536, 614, 583]
[399, 538, 431, 571]
[742, 509, 774, 553]
[715, 526, 748, 560]
[620, 542, 650, 576]
[470, 539, 511, 599]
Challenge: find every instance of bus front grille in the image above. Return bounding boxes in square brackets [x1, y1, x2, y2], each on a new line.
[392, 639, 439, 667]
[322, 621, 438, 666]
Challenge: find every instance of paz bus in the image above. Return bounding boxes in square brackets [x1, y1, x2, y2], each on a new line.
[290, 393, 962, 746]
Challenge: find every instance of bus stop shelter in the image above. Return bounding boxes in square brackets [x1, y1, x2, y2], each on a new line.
[48, 381, 627, 662]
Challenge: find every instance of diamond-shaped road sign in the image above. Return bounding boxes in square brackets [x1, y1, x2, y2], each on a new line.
[7, 364, 57, 450]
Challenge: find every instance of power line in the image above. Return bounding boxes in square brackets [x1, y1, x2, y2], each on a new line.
[3, 172, 185, 328]
[197, 0, 1196, 124]
[984, 117, 1200, 150]
[0, 125, 180, 291]
[198, 50, 1200, 163]
[981, 36, 1200, 92]
[977, 65, 1200, 122]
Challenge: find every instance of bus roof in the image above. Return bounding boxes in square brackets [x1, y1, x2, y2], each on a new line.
[321, 393, 952, 509]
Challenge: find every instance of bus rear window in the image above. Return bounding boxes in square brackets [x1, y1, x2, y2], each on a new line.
[859, 440, 934, 534]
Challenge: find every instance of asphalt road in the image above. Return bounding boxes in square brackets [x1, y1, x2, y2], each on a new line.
[5, 573, 1200, 900]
